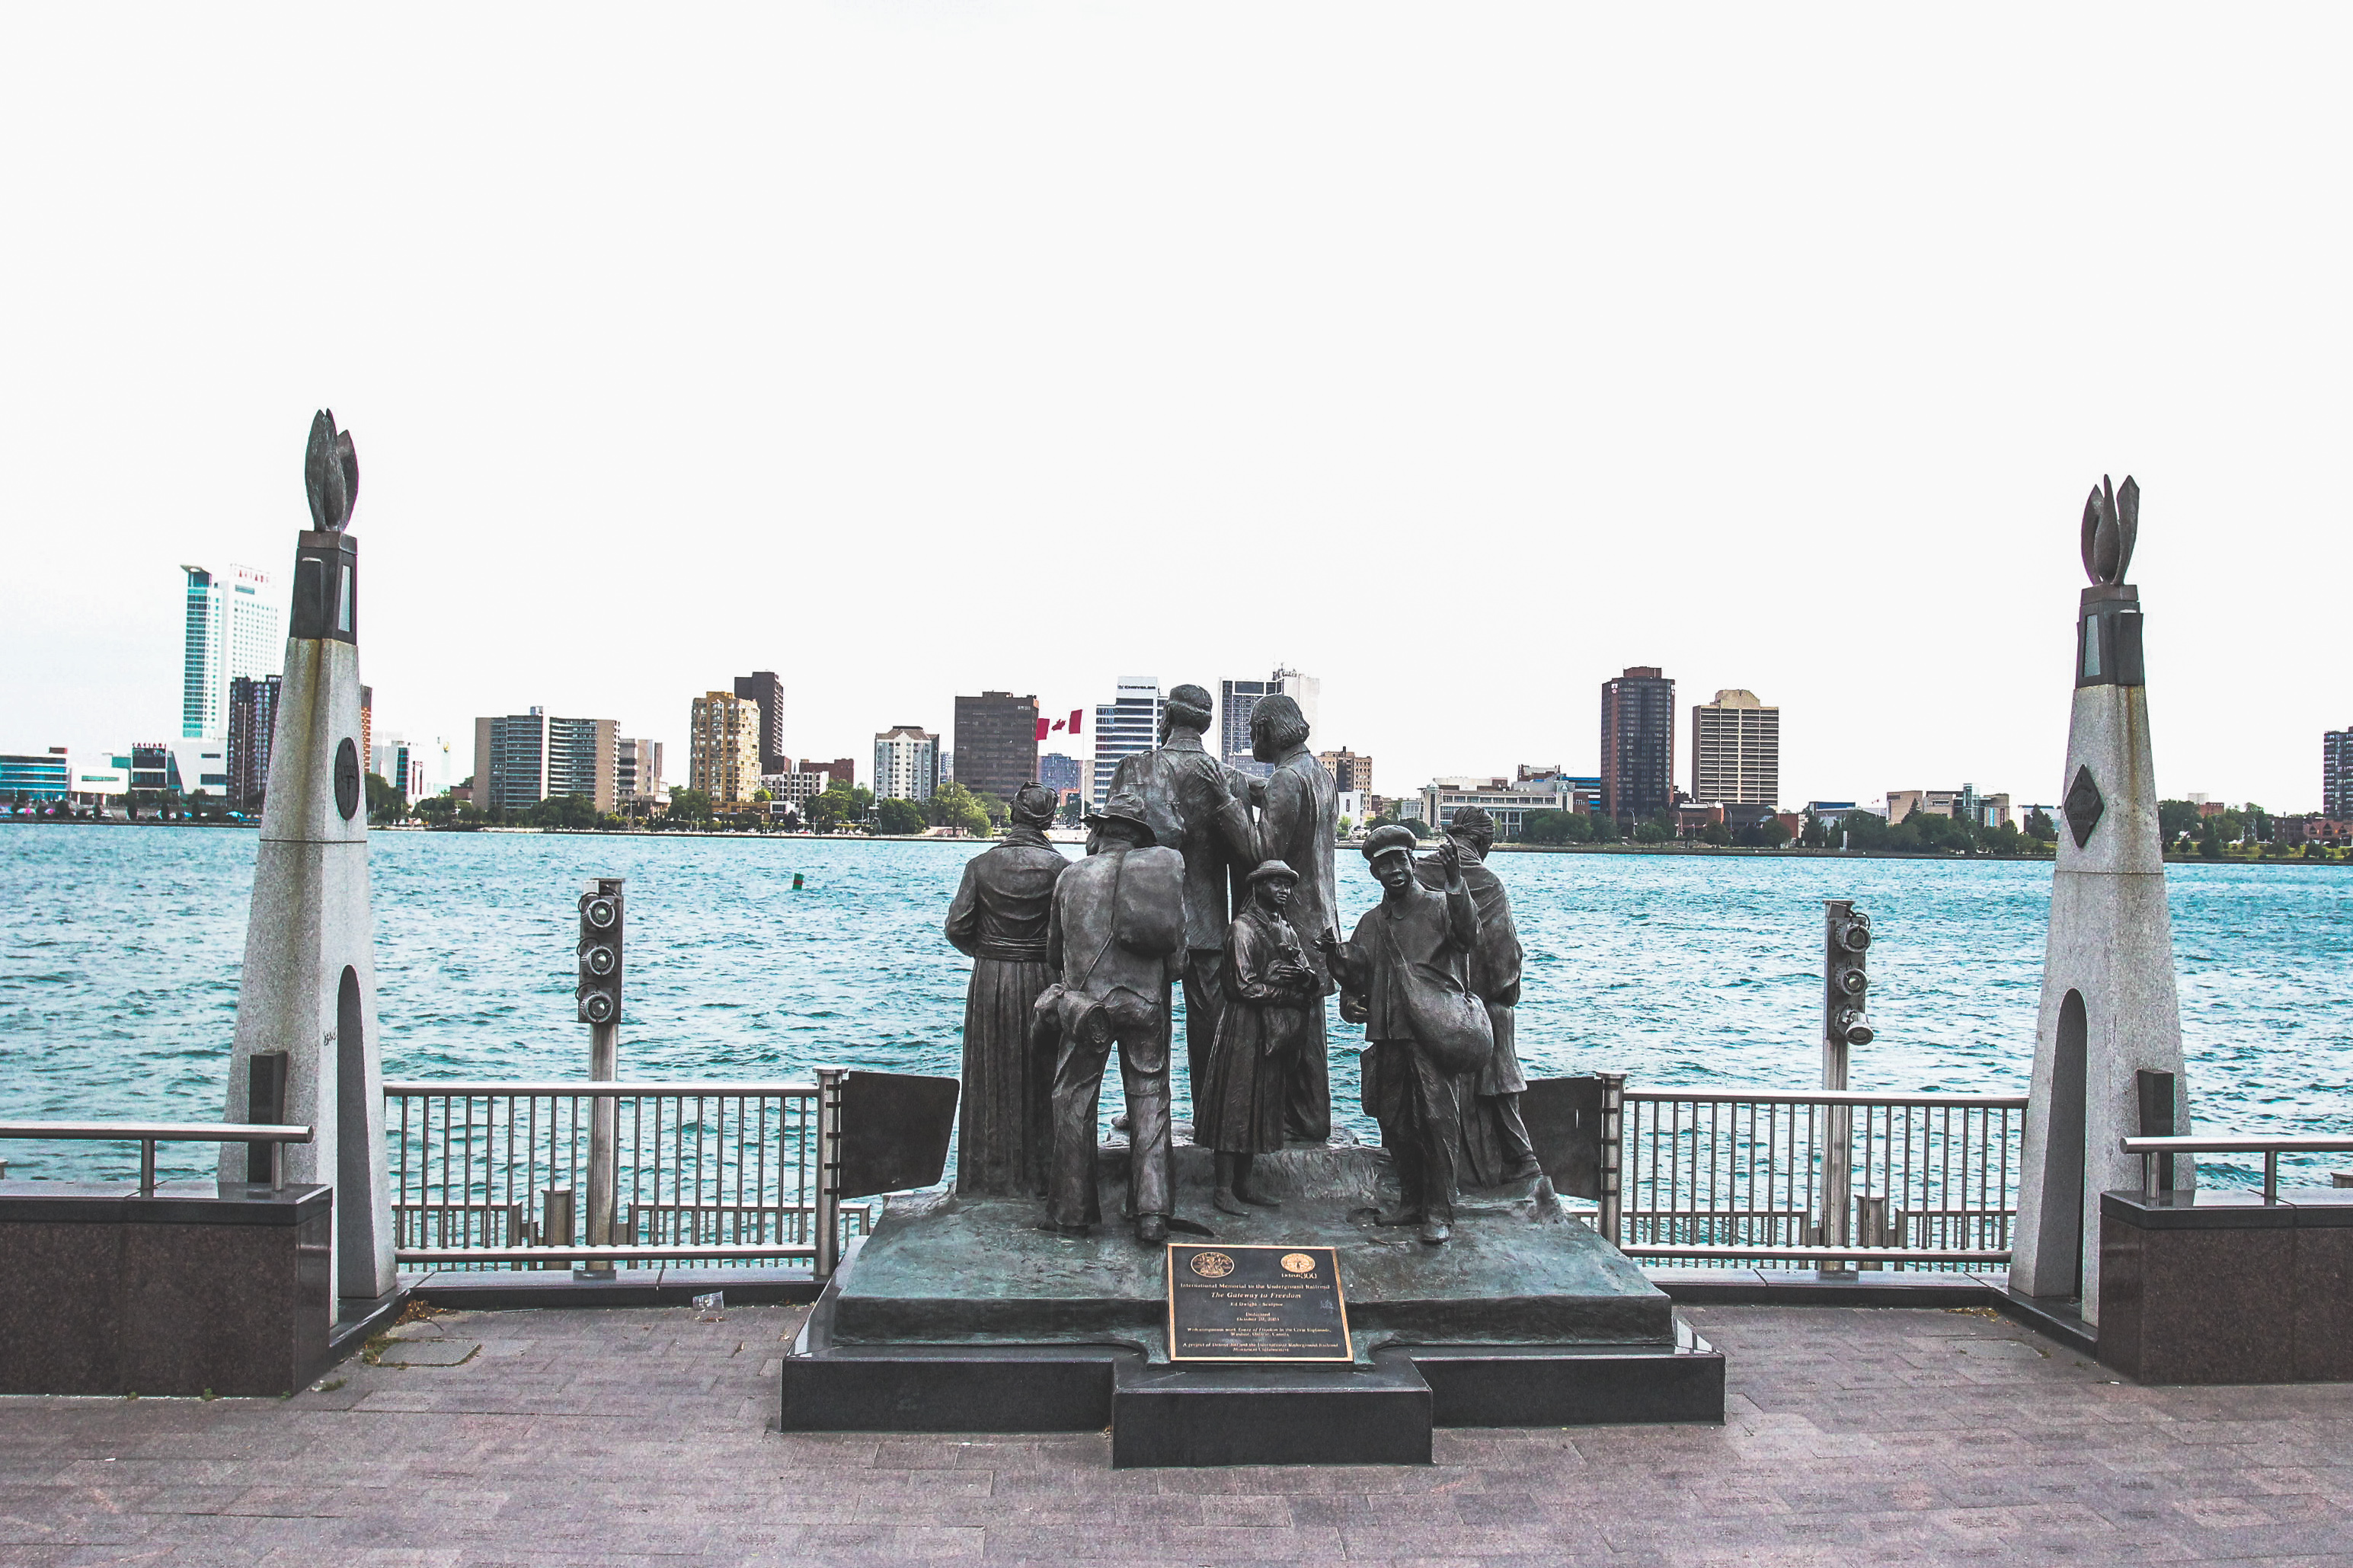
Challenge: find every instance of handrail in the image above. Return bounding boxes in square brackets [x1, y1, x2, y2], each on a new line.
[2121, 1135, 2353, 1153]
[1626, 1087, 2029, 1109]
[2122, 1133, 2353, 1204]
[382, 1081, 818, 1097]
[0, 1120, 313, 1196]
[397, 1242, 816, 1265]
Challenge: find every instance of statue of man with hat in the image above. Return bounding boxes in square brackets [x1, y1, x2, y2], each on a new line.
[1106, 682, 1258, 1109]
[1039, 786, 1188, 1243]
[943, 782, 1068, 1196]
[1321, 824, 1484, 1244]
[1195, 859, 1322, 1216]
[1415, 806, 1542, 1187]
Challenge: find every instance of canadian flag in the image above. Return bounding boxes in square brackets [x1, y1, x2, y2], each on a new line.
[1035, 708, 1085, 741]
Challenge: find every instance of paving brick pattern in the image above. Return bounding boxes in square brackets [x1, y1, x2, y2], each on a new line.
[2, 1303, 2348, 1565]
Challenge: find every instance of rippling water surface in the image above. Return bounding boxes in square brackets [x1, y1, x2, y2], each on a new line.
[4, 825, 2348, 1180]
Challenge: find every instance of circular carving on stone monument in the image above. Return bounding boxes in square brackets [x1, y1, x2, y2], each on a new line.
[1188, 1250, 1235, 1278]
[1280, 1253, 1317, 1275]
[335, 738, 360, 820]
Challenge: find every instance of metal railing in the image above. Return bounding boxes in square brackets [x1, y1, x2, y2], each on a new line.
[384, 1072, 868, 1273]
[1611, 1087, 2027, 1267]
[2124, 1134, 2353, 1203]
[0, 1120, 312, 1195]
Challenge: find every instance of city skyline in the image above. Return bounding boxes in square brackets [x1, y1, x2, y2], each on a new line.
[4, 11, 2348, 812]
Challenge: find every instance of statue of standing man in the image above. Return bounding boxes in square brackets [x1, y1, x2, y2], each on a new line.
[944, 782, 1067, 1196]
[1107, 684, 1258, 1116]
[1041, 787, 1187, 1244]
[1248, 693, 1339, 1142]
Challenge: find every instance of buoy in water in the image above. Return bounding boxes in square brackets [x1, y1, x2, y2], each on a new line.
[792, 872, 805, 890]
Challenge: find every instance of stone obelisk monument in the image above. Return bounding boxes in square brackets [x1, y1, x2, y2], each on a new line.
[220, 410, 396, 1309]
[2009, 475, 2189, 1319]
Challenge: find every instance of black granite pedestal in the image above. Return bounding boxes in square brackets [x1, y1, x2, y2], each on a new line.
[0, 1180, 333, 1397]
[2099, 1186, 2353, 1384]
[780, 1142, 1725, 1460]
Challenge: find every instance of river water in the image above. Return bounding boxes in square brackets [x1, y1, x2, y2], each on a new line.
[3, 826, 2348, 1180]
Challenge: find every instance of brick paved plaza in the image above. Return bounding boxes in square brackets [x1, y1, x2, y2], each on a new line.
[2, 1301, 2348, 1566]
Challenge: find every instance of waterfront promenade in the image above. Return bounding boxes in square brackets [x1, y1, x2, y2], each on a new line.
[4, 1302, 2348, 1565]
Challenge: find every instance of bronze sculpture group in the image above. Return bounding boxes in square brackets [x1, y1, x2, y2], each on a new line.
[944, 688, 1533, 1247]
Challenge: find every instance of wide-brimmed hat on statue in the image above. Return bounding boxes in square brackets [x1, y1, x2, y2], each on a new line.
[1083, 787, 1157, 846]
[1246, 859, 1298, 885]
[1362, 824, 1418, 863]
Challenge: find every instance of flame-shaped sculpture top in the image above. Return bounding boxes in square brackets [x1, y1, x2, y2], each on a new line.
[304, 409, 360, 532]
[2080, 473, 2137, 586]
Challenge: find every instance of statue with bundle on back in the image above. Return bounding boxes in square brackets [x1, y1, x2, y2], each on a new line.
[1036, 787, 1188, 1244]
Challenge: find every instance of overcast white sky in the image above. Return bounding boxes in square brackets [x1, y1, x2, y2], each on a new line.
[3, 5, 2348, 810]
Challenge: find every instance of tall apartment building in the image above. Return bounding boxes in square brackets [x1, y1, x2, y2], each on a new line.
[1317, 748, 1373, 794]
[2327, 729, 2353, 819]
[733, 672, 787, 772]
[181, 563, 280, 738]
[1092, 678, 1164, 807]
[473, 708, 619, 814]
[1600, 666, 1676, 822]
[617, 737, 664, 803]
[1690, 688, 1780, 806]
[952, 691, 1040, 801]
[688, 692, 762, 807]
[812, 757, 856, 787]
[227, 674, 283, 814]
[1219, 669, 1321, 778]
[874, 726, 940, 802]
[360, 685, 373, 775]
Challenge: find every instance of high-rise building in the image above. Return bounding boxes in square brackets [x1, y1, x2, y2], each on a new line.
[1690, 688, 1780, 807]
[1600, 666, 1676, 822]
[360, 685, 373, 774]
[472, 708, 619, 813]
[372, 732, 427, 806]
[1219, 669, 1321, 779]
[1317, 748, 1372, 794]
[2327, 729, 2353, 819]
[810, 757, 856, 787]
[1038, 752, 1082, 794]
[617, 737, 664, 802]
[952, 691, 1040, 802]
[1092, 678, 1164, 806]
[874, 726, 939, 802]
[181, 563, 280, 739]
[688, 692, 762, 807]
[733, 672, 787, 773]
[229, 675, 283, 813]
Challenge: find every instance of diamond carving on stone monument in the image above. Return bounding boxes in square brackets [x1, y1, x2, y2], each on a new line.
[2064, 763, 2105, 848]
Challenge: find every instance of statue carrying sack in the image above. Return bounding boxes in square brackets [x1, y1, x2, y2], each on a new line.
[1377, 915, 1494, 1075]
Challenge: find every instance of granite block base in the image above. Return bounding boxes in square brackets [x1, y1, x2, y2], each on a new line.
[1111, 1356, 1433, 1467]
[0, 1181, 334, 1397]
[2098, 1187, 2353, 1384]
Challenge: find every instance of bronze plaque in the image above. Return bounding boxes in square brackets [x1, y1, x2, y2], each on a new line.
[1166, 1243, 1351, 1362]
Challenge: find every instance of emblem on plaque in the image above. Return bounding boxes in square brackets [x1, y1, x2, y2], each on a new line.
[1280, 1252, 1316, 1275]
[1188, 1250, 1236, 1279]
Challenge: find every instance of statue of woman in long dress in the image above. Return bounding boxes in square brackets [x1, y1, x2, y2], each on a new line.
[1195, 861, 1319, 1215]
[943, 783, 1067, 1196]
